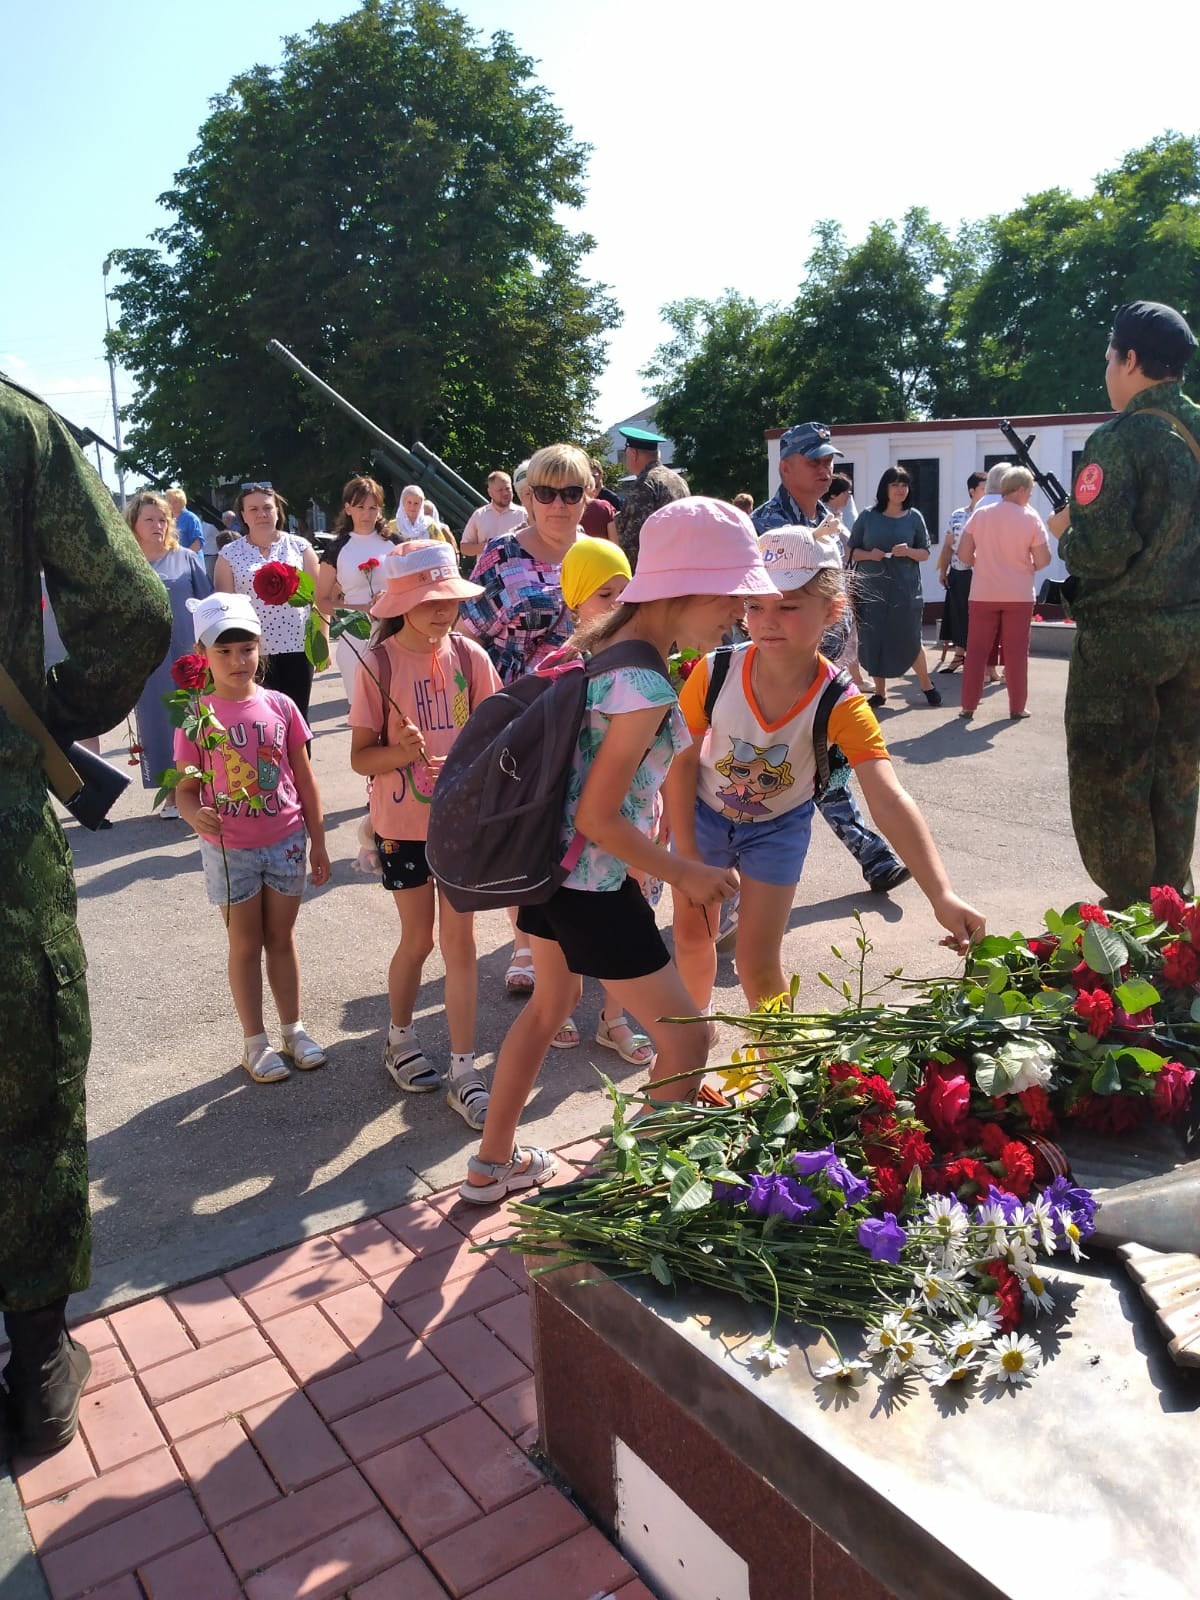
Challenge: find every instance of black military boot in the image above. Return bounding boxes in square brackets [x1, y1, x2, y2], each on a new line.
[3, 1298, 92, 1456]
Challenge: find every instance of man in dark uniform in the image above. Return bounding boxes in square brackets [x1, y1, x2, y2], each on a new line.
[751, 421, 909, 894]
[1, 374, 171, 1453]
[1048, 302, 1200, 906]
[614, 424, 688, 566]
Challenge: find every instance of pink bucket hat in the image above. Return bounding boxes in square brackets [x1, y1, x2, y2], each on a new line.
[370, 541, 482, 618]
[621, 497, 775, 603]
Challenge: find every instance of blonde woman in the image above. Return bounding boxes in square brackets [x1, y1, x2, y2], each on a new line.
[126, 490, 212, 814]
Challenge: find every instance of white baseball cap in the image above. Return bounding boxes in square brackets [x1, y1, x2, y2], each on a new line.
[186, 593, 262, 647]
[758, 528, 844, 592]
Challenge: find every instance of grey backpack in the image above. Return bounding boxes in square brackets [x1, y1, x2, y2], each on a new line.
[426, 640, 671, 912]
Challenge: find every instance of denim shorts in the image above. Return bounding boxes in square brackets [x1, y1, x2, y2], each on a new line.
[199, 832, 308, 907]
[692, 796, 814, 887]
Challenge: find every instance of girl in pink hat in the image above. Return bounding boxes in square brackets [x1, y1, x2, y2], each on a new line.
[349, 542, 501, 1128]
[460, 497, 768, 1204]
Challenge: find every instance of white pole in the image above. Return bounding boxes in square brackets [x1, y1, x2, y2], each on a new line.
[101, 257, 126, 510]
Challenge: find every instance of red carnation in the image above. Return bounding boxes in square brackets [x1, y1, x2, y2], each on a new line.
[1078, 903, 1110, 927]
[1150, 885, 1187, 930]
[1073, 988, 1114, 1038]
[896, 1128, 933, 1178]
[358, 557, 381, 573]
[1028, 936, 1059, 963]
[170, 653, 209, 690]
[998, 1140, 1035, 1198]
[1069, 961, 1108, 993]
[1152, 1060, 1196, 1124]
[1018, 1085, 1057, 1133]
[979, 1260, 1023, 1332]
[858, 1074, 896, 1112]
[1161, 940, 1200, 991]
[252, 560, 301, 606]
[861, 1113, 899, 1167]
[871, 1165, 906, 1214]
[1182, 903, 1200, 943]
[827, 1060, 863, 1084]
[914, 1062, 971, 1151]
[978, 1122, 1009, 1159]
[1069, 1091, 1149, 1136]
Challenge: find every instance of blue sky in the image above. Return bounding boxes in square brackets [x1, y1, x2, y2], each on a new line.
[3, 0, 1199, 492]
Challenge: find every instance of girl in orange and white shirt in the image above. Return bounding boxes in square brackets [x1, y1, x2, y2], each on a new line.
[669, 528, 984, 1013]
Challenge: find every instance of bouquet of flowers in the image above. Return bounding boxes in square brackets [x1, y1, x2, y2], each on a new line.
[499, 895, 1199, 1397]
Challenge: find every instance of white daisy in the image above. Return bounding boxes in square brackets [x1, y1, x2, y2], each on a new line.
[1053, 1208, 1087, 1263]
[912, 1265, 967, 1311]
[972, 1296, 1005, 1334]
[1005, 1215, 1038, 1265]
[814, 1355, 870, 1386]
[923, 1194, 970, 1249]
[973, 1201, 1010, 1257]
[942, 1317, 996, 1361]
[865, 1312, 907, 1356]
[883, 1331, 934, 1380]
[750, 1339, 788, 1370]
[982, 1332, 1042, 1386]
[1018, 1268, 1055, 1315]
[1025, 1195, 1058, 1253]
[927, 1352, 982, 1387]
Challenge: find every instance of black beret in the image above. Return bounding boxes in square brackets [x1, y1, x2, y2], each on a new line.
[1110, 301, 1197, 369]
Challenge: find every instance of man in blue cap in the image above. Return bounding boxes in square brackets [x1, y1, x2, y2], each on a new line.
[752, 420, 909, 895]
[614, 424, 688, 566]
[1048, 300, 1200, 905]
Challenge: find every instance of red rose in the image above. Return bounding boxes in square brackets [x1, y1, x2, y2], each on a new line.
[1161, 940, 1200, 991]
[979, 1260, 1023, 1332]
[871, 1165, 906, 1213]
[1078, 903, 1110, 927]
[1069, 1091, 1149, 1136]
[1074, 989, 1114, 1038]
[252, 560, 301, 606]
[1182, 903, 1200, 943]
[358, 557, 381, 573]
[170, 653, 209, 690]
[677, 656, 700, 681]
[1018, 1086, 1057, 1133]
[998, 1140, 1035, 1198]
[978, 1122, 1009, 1159]
[1069, 961, 1108, 993]
[1150, 885, 1187, 930]
[1152, 1060, 1196, 1124]
[1028, 936, 1059, 963]
[914, 1062, 971, 1150]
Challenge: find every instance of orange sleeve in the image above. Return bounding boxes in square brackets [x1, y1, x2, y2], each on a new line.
[677, 656, 711, 737]
[828, 690, 890, 766]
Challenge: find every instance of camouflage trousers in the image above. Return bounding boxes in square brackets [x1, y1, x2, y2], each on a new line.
[1065, 613, 1200, 908]
[816, 781, 903, 886]
[0, 796, 91, 1312]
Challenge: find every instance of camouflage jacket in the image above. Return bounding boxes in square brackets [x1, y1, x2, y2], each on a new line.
[0, 377, 173, 798]
[751, 485, 828, 535]
[615, 461, 689, 565]
[1060, 381, 1200, 623]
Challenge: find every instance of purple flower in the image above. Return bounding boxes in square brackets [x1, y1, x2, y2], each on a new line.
[792, 1146, 869, 1206]
[712, 1180, 747, 1204]
[744, 1175, 778, 1218]
[792, 1146, 837, 1178]
[857, 1213, 908, 1264]
[1042, 1176, 1097, 1239]
[766, 1179, 820, 1222]
[983, 1185, 1022, 1221]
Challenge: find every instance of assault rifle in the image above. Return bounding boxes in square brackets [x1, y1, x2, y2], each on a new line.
[998, 420, 1070, 512]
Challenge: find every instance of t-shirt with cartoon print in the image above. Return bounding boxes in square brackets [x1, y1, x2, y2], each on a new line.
[679, 644, 888, 823]
[561, 666, 689, 893]
[174, 688, 311, 849]
[349, 631, 501, 843]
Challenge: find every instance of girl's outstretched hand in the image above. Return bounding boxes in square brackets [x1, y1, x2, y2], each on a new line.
[933, 893, 986, 954]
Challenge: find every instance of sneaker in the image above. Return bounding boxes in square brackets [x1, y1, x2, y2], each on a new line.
[383, 1038, 440, 1092]
[446, 1072, 490, 1130]
[869, 864, 912, 895]
[160, 802, 180, 819]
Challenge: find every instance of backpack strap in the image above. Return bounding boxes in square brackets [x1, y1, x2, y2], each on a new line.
[582, 638, 672, 686]
[702, 645, 734, 723]
[812, 668, 855, 802]
[1136, 407, 1200, 466]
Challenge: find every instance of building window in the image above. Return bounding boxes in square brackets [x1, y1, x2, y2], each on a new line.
[897, 458, 940, 545]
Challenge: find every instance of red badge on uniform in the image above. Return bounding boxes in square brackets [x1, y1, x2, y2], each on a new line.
[1074, 463, 1104, 505]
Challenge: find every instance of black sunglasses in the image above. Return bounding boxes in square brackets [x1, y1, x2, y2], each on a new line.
[241, 480, 274, 492]
[530, 484, 585, 505]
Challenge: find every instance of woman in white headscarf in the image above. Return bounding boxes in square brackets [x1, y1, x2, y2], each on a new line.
[394, 485, 432, 543]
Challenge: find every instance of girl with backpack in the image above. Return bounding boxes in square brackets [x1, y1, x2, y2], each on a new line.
[349, 543, 501, 1128]
[670, 528, 985, 1016]
[457, 498, 765, 1204]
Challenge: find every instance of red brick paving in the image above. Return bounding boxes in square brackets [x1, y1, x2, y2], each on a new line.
[9, 1183, 646, 1598]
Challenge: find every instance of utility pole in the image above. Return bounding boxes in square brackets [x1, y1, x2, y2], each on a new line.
[101, 257, 126, 509]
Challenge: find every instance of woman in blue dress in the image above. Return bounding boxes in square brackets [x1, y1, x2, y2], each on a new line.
[849, 467, 941, 708]
[126, 491, 212, 816]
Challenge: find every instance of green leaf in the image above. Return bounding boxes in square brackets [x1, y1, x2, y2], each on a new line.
[667, 1165, 712, 1213]
[890, 1058, 909, 1096]
[1081, 921, 1127, 976]
[985, 965, 1010, 995]
[1191, 995, 1200, 1024]
[1044, 908, 1068, 938]
[1113, 979, 1160, 1013]
[305, 613, 330, 671]
[612, 1131, 637, 1151]
[765, 1106, 798, 1138]
[708, 1169, 746, 1187]
[971, 1052, 1005, 1096]
[1091, 1058, 1123, 1096]
[648, 1253, 672, 1285]
[291, 570, 316, 605]
[1111, 1047, 1165, 1075]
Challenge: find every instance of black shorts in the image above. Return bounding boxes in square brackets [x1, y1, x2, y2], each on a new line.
[517, 877, 670, 981]
[377, 836, 433, 892]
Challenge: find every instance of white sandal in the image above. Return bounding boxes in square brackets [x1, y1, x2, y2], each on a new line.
[280, 1029, 327, 1071]
[447, 1072, 491, 1130]
[505, 949, 535, 996]
[458, 1145, 557, 1205]
[383, 1039, 440, 1092]
[595, 1012, 655, 1067]
[242, 1044, 290, 1084]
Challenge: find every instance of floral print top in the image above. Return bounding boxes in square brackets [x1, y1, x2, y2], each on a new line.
[561, 666, 689, 893]
[458, 531, 570, 685]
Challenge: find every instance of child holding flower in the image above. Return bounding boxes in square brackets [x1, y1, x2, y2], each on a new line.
[173, 593, 331, 1084]
[316, 475, 399, 704]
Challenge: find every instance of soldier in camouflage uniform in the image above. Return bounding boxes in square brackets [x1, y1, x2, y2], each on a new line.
[1, 374, 171, 1452]
[614, 424, 689, 567]
[1049, 302, 1200, 907]
[752, 422, 909, 893]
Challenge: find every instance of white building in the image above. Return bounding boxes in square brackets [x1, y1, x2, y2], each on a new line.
[765, 412, 1112, 603]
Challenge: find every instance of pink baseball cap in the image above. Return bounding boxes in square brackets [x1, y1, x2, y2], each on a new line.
[621, 497, 774, 603]
[370, 541, 482, 618]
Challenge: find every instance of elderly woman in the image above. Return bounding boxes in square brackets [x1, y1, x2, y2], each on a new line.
[460, 441, 587, 1000]
[849, 467, 941, 707]
[215, 482, 321, 719]
[957, 466, 1052, 721]
[127, 490, 212, 815]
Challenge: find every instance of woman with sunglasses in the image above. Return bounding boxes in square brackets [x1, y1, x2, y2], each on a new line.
[460, 442, 587, 999]
[215, 482, 323, 719]
[849, 467, 942, 709]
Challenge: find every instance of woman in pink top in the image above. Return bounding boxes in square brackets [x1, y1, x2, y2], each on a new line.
[956, 466, 1052, 720]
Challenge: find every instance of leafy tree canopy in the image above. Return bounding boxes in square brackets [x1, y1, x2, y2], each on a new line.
[108, 0, 618, 514]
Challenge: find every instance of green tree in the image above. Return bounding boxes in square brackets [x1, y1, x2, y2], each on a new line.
[640, 293, 784, 499]
[107, 0, 618, 513]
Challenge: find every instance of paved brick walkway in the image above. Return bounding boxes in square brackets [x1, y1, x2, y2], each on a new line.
[6, 1142, 654, 1600]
